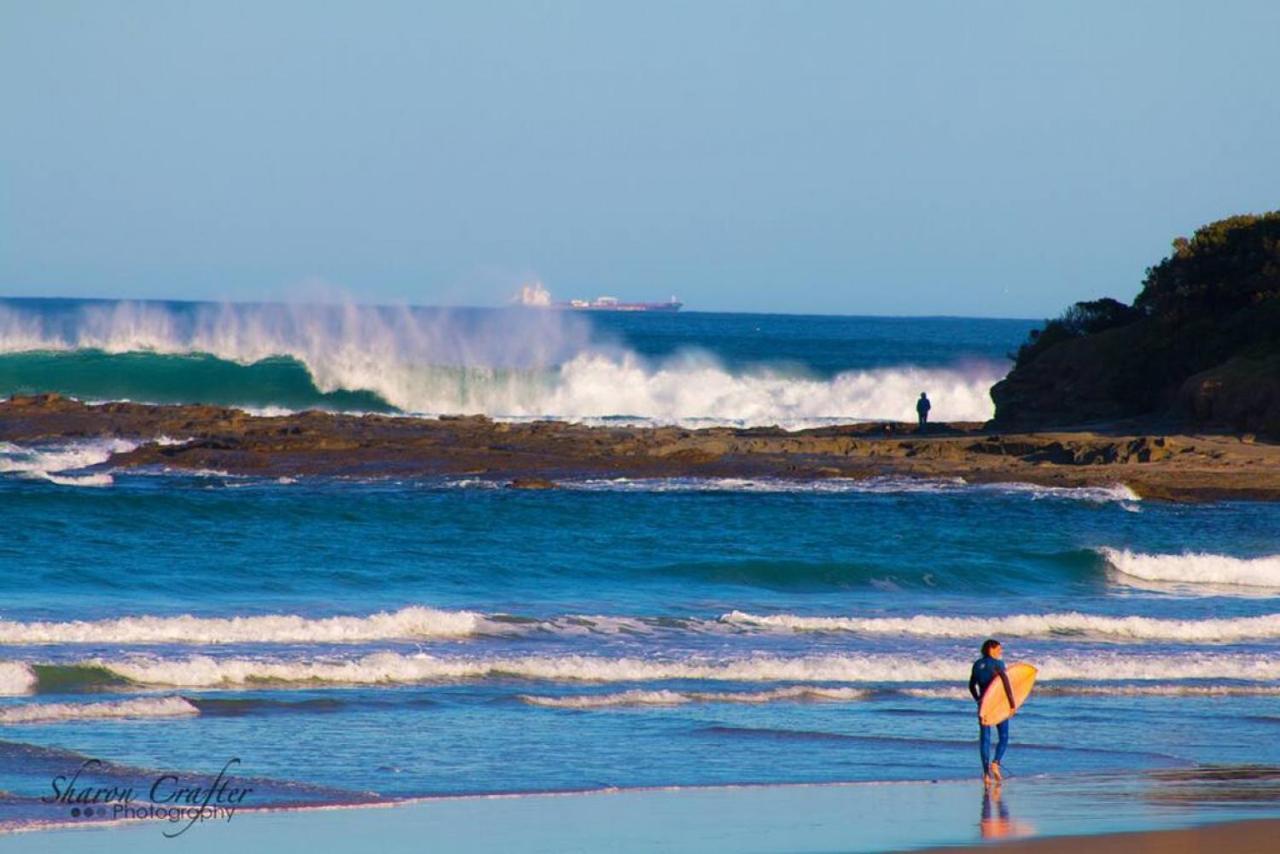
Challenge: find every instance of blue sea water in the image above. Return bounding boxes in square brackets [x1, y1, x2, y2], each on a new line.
[0, 299, 1277, 832]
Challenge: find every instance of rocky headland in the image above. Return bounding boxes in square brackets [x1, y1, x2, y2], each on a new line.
[993, 212, 1280, 437]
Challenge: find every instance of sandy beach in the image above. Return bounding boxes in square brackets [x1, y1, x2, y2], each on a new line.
[928, 820, 1280, 854]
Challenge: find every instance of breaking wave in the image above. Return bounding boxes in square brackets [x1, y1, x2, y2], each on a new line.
[0, 299, 1004, 426]
[0, 438, 135, 487]
[518, 686, 872, 708]
[0, 606, 482, 645]
[8, 600, 1277, 647]
[1099, 548, 1280, 589]
[721, 610, 1280, 642]
[7, 651, 1278, 691]
[0, 696, 198, 724]
[900, 684, 1280, 700]
[0, 662, 37, 695]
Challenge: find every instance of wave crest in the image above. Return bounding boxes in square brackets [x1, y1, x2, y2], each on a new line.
[0, 300, 1004, 425]
[0, 606, 482, 645]
[519, 686, 872, 708]
[0, 439, 134, 487]
[7, 602, 1276, 647]
[722, 610, 1280, 641]
[34, 651, 1280, 689]
[1100, 548, 1280, 589]
[0, 696, 198, 724]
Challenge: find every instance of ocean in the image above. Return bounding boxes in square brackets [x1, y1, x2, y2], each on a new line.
[0, 298, 1278, 828]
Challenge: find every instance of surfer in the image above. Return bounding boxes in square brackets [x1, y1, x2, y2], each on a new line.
[969, 638, 1016, 784]
[916, 392, 931, 427]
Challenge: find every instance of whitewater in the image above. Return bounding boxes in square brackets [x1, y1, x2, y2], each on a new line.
[3, 601, 1280, 645]
[0, 298, 1005, 426]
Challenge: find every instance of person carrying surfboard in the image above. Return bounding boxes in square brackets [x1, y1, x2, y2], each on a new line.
[969, 638, 1016, 785]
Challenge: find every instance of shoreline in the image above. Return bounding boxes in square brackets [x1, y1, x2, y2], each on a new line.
[4, 774, 1277, 852]
[2, 394, 1278, 502]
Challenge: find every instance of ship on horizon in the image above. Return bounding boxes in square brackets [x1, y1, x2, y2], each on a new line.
[517, 283, 682, 312]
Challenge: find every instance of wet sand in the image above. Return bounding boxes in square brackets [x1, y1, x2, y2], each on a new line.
[925, 818, 1280, 853]
[4, 777, 1277, 853]
[3, 394, 1278, 501]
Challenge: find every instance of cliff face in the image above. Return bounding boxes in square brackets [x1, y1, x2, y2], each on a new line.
[992, 213, 1280, 436]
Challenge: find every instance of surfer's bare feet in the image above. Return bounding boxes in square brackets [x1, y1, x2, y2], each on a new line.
[990, 761, 1002, 782]
[983, 771, 992, 787]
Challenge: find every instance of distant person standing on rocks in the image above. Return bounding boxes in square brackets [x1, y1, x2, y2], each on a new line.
[916, 392, 931, 427]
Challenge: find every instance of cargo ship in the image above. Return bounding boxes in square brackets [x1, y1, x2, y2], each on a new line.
[557, 296, 682, 312]
[517, 283, 682, 312]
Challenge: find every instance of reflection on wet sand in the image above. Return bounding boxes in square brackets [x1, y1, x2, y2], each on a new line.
[981, 785, 1035, 840]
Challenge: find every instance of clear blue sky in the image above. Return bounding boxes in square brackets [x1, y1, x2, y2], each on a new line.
[3, 1, 1278, 316]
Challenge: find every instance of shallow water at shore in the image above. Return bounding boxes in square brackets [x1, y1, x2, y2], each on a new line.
[5, 773, 1279, 853]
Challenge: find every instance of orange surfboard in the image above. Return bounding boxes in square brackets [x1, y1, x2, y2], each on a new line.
[978, 662, 1037, 726]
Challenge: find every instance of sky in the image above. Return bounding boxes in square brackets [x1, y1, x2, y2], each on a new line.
[2, 1, 1278, 317]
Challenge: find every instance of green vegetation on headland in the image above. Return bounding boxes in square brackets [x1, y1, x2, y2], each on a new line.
[993, 212, 1280, 436]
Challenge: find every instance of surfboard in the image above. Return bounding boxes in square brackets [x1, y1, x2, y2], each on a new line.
[978, 662, 1037, 726]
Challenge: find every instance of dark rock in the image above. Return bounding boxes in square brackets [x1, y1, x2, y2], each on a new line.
[993, 213, 1280, 437]
[1177, 356, 1280, 438]
[508, 477, 557, 490]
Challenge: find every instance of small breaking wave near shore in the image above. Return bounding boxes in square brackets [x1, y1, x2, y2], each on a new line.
[519, 686, 873, 708]
[4, 651, 1279, 692]
[8, 602, 1280, 647]
[1100, 548, 1280, 589]
[721, 610, 1280, 641]
[0, 606, 482, 645]
[0, 696, 198, 724]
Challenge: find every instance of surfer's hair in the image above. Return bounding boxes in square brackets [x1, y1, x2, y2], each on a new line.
[981, 639, 1001, 656]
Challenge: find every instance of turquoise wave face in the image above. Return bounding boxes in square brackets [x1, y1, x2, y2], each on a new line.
[0, 350, 395, 411]
[0, 298, 1030, 422]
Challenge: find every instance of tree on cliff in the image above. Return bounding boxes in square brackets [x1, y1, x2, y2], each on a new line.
[993, 212, 1280, 435]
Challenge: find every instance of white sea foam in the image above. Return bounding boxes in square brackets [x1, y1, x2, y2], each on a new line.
[530, 352, 1003, 427]
[0, 696, 198, 724]
[0, 662, 37, 695]
[1038, 684, 1280, 697]
[519, 686, 872, 708]
[0, 438, 135, 487]
[65, 651, 1280, 689]
[721, 610, 1280, 642]
[985, 482, 1141, 503]
[0, 606, 483, 645]
[546, 476, 1137, 502]
[11, 604, 1276, 646]
[0, 300, 1004, 426]
[562, 476, 969, 494]
[1100, 548, 1280, 589]
[897, 687, 973, 700]
[900, 684, 1280, 699]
